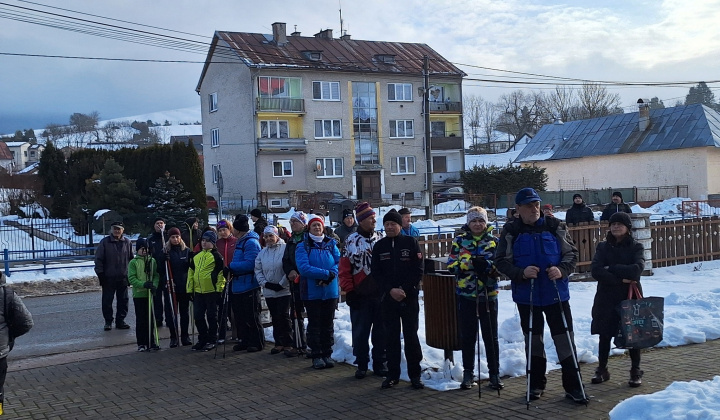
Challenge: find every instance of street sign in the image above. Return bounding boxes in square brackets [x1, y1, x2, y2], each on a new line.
[217, 171, 224, 197]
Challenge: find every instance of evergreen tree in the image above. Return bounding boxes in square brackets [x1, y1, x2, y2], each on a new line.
[85, 158, 143, 230]
[685, 82, 717, 109]
[37, 141, 70, 217]
[148, 171, 199, 228]
[461, 163, 547, 196]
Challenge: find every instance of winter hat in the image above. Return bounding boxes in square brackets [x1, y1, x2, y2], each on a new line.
[612, 191, 623, 199]
[216, 219, 231, 231]
[383, 209, 403, 226]
[167, 227, 181, 237]
[263, 225, 279, 237]
[342, 208, 354, 220]
[609, 212, 632, 230]
[398, 207, 412, 216]
[136, 237, 148, 252]
[202, 230, 218, 245]
[250, 208, 262, 218]
[308, 214, 325, 229]
[154, 217, 165, 224]
[290, 211, 308, 225]
[185, 217, 198, 226]
[111, 221, 124, 229]
[515, 187, 542, 205]
[573, 193, 583, 200]
[466, 207, 488, 224]
[233, 214, 250, 232]
[355, 202, 375, 223]
[543, 204, 553, 210]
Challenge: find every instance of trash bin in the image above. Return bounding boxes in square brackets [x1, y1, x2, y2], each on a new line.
[423, 273, 460, 352]
[328, 199, 358, 225]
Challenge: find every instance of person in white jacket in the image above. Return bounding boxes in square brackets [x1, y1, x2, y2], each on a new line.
[255, 225, 292, 354]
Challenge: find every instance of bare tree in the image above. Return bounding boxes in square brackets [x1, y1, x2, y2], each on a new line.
[578, 83, 622, 119]
[480, 100, 498, 151]
[545, 86, 581, 122]
[494, 90, 548, 141]
[463, 94, 483, 153]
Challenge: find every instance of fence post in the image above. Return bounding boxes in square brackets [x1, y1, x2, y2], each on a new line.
[631, 213, 653, 275]
[43, 248, 48, 275]
[3, 249, 8, 277]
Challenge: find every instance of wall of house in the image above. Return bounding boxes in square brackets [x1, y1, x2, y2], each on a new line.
[536, 147, 710, 199]
[705, 147, 720, 197]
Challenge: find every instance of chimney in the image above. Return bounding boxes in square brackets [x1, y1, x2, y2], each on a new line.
[637, 98, 650, 131]
[314, 29, 333, 39]
[272, 22, 287, 45]
[340, 33, 351, 41]
[290, 31, 301, 36]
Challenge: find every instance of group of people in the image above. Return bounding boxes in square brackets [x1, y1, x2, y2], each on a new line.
[531, 191, 633, 226]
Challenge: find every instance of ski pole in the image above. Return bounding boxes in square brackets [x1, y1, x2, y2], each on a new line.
[165, 254, 180, 345]
[526, 277, 534, 410]
[485, 283, 500, 397]
[552, 278, 588, 406]
[475, 290, 482, 400]
[215, 281, 230, 359]
[148, 288, 152, 350]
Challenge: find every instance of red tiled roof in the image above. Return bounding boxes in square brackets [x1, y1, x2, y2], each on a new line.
[0, 142, 13, 160]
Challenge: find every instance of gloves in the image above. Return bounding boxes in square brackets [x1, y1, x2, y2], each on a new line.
[143, 281, 154, 290]
[483, 276, 498, 289]
[345, 290, 358, 307]
[264, 282, 284, 292]
[317, 272, 336, 287]
[472, 257, 489, 274]
[327, 272, 336, 282]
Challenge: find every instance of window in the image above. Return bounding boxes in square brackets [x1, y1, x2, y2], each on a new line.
[303, 51, 323, 61]
[211, 128, 220, 147]
[390, 120, 414, 138]
[375, 54, 396, 64]
[260, 120, 289, 138]
[391, 156, 416, 174]
[388, 83, 412, 101]
[431, 121, 446, 137]
[312, 81, 340, 100]
[314, 119, 342, 138]
[272, 160, 293, 177]
[258, 76, 301, 98]
[316, 158, 343, 178]
[30, 151, 36, 158]
[209, 92, 218, 112]
[212, 164, 221, 183]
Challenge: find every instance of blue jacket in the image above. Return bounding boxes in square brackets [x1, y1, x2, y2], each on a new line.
[495, 217, 578, 306]
[401, 224, 420, 238]
[229, 231, 262, 294]
[295, 234, 340, 301]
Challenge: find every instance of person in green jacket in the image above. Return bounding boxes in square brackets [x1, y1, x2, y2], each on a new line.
[127, 238, 160, 352]
[187, 231, 226, 352]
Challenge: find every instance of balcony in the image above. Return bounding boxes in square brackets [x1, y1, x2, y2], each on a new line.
[257, 97, 305, 113]
[257, 137, 307, 154]
[429, 101, 462, 113]
[433, 171, 461, 183]
[431, 135, 463, 150]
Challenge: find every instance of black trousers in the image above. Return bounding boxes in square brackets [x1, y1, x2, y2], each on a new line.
[231, 289, 265, 349]
[457, 296, 500, 375]
[517, 301, 582, 392]
[0, 356, 7, 405]
[383, 297, 423, 381]
[133, 296, 158, 347]
[101, 277, 129, 324]
[289, 282, 307, 350]
[598, 334, 641, 370]
[266, 295, 293, 348]
[304, 298, 337, 358]
[175, 292, 191, 338]
[193, 292, 219, 345]
[153, 287, 177, 337]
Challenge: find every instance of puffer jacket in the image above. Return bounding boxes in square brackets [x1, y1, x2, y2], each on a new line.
[295, 234, 340, 301]
[166, 244, 190, 293]
[447, 225, 500, 300]
[128, 255, 160, 298]
[229, 231, 262, 294]
[0, 273, 33, 358]
[339, 227, 384, 297]
[187, 248, 226, 294]
[94, 234, 133, 280]
[255, 239, 290, 298]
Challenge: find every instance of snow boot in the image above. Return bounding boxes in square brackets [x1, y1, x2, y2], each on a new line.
[488, 374, 505, 390]
[460, 370, 474, 389]
[629, 368, 643, 387]
[591, 367, 610, 384]
[312, 357, 326, 369]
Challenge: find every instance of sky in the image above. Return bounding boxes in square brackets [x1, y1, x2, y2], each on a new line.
[3, 0, 720, 134]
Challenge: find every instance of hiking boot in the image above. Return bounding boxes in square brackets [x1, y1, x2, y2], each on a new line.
[565, 388, 589, 404]
[460, 370, 474, 389]
[410, 377, 425, 390]
[381, 378, 399, 389]
[591, 367, 610, 384]
[203, 343, 216, 351]
[312, 357, 326, 369]
[355, 369, 367, 379]
[148, 344, 160, 352]
[529, 388, 544, 400]
[137, 345, 147, 352]
[284, 347, 299, 357]
[233, 343, 248, 352]
[104, 322, 112, 331]
[169, 338, 178, 348]
[116, 321, 130, 330]
[247, 346, 262, 353]
[322, 357, 335, 368]
[181, 336, 192, 346]
[373, 364, 389, 377]
[488, 374, 505, 390]
[192, 342, 206, 351]
[270, 346, 284, 355]
[629, 368, 644, 388]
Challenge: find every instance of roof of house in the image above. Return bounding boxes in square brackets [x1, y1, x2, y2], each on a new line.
[515, 104, 720, 163]
[3, 141, 27, 148]
[197, 29, 466, 91]
[0, 142, 12, 160]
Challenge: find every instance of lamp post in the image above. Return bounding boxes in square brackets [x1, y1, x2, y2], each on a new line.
[423, 55, 434, 220]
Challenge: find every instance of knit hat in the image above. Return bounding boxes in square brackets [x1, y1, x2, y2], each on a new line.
[233, 214, 250, 232]
[342, 208, 354, 220]
[612, 191, 623, 199]
[398, 207, 411, 215]
[609, 212, 632, 230]
[250, 208, 262, 218]
[290, 211, 308, 225]
[383, 209, 403, 226]
[573, 193, 583, 200]
[202, 230, 218, 245]
[515, 187, 542, 205]
[185, 217, 198, 226]
[136, 237, 148, 252]
[308, 214, 325, 229]
[466, 207, 488, 223]
[355, 202, 375, 223]
[216, 220, 231, 231]
[167, 227, 181, 237]
[263, 225, 279, 237]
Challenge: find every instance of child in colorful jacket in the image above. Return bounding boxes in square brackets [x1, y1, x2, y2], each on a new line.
[128, 238, 160, 352]
[187, 231, 226, 352]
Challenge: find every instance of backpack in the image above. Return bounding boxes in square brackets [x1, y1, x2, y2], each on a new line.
[4, 285, 25, 350]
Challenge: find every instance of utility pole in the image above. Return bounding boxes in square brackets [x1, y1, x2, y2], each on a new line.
[424, 55, 434, 220]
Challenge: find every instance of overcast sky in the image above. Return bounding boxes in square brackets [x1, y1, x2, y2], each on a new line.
[2, 0, 720, 134]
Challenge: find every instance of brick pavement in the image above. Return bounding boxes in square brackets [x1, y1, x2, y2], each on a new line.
[4, 338, 719, 419]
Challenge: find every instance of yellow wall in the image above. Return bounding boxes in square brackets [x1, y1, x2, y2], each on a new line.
[256, 112, 304, 137]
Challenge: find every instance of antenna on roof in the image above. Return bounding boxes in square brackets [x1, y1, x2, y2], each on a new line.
[339, 0, 344, 36]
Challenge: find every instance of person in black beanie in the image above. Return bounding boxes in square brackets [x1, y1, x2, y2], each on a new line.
[182, 217, 202, 253]
[565, 194, 595, 225]
[250, 209, 268, 246]
[600, 191, 632, 221]
[334, 208, 357, 247]
[371, 209, 425, 390]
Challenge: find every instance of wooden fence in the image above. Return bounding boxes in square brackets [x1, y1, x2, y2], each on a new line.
[419, 216, 720, 274]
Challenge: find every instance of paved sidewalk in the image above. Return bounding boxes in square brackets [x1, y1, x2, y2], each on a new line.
[5, 338, 719, 419]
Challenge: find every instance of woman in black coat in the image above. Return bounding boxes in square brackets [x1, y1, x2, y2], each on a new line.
[590, 212, 645, 387]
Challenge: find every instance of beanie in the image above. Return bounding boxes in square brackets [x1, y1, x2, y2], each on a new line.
[216, 219, 231, 230]
[290, 211, 308, 225]
[167, 227, 181, 237]
[202, 230, 217, 245]
[342, 208, 354, 220]
[466, 207, 488, 224]
[233, 214, 250, 232]
[263, 225, 279, 237]
[185, 217, 198, 227]
[609, 212, 632, 230]
[308, 214, 325, 229]
[573, 193, 583, 200]
[136, 237, 148, 252]
[250, 208, 262, 218]
[154, 217, 165, 224]
[612, 191, 623, 199]
[383, 209, 403, 226]
[355, 202, 375, 223]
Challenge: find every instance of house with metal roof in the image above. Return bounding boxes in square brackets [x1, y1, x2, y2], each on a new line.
[514, 101, 720, 200]
[2, 141, 44, 172]
[196, 22, 466, 210]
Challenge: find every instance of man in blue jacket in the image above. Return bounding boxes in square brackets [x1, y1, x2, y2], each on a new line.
[495, 188, 586, 404]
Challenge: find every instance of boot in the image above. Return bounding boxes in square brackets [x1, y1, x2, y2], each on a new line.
[591, 367, 610, 384]
[629, 368, 643, 387]
[488, 374, 505, 390]
[460, 370, 474, 389]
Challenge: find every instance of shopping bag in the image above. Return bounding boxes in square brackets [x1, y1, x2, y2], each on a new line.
[614, 283, 664, 349]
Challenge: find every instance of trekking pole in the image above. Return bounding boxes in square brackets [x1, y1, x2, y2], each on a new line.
[215, 280, 230, 359]
[190, 296, 195, 345]
[552, 278, 588, 406]
[484, 283, 500, 397]
[290, 280, 302, 355]
[526, 277, 534, 410]
[475, 291, 482, 400]
[165, 254, 180, 346]
[148, 288, 152, 350]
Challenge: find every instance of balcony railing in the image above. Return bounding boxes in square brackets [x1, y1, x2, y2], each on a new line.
[431, 136, 463, 150]
[257, 97, 305, 113]
[432, 171, 461, 183]
[257, 137, 307, 154]
[429, 101, 462, 113]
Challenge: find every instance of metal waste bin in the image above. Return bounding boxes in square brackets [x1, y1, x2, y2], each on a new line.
[423, 273, 461, 354]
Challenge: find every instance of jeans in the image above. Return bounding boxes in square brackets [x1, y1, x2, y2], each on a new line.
[101, 277, 129, 324]
[349, 296, 385, 370]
